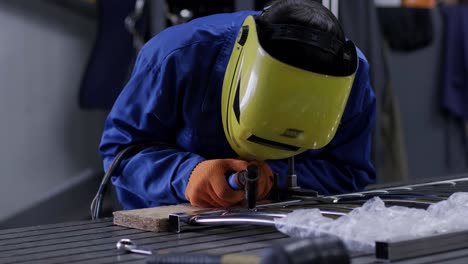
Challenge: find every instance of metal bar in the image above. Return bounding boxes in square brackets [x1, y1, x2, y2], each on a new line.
[375, 229, 468, 261]
[170, 212, 280, 233]
[191, 215, 277, 226]
[410, 187, 467, 193]
[170, 205, 352, 233]
[221, 211, 286, 218]
[282, 197, 435, 208]
[191, 209, 349, 226]
[364, 177, 468, 194]
[338, 199, 433, 209]
[366, 189, 452, 197]
[391, 178, 468, 189]
[168, 200, 303, 233]
[341, 194, 446, 203]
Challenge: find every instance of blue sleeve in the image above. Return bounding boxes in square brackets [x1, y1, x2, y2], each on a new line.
[266, 58, 377, 195]
[99, 51, 204, 209]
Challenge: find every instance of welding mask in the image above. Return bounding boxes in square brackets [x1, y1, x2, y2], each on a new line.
[221, 16, 358, 160]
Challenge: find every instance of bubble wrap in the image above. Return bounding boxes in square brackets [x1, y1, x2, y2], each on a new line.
[274, 192, 468, 253]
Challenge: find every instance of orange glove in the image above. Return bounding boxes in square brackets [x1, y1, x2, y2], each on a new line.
[185, 159, 274, 208]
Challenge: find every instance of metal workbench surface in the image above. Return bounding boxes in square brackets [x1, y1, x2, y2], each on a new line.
[1, 218, 468, 264]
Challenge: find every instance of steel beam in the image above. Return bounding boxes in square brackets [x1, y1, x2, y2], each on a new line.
[375, 229, 468, 261]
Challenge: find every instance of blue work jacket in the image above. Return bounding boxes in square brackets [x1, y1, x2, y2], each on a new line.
[99, 10, 377, 210]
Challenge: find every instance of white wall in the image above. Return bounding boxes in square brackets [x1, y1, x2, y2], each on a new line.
[0, 1, 107, 222]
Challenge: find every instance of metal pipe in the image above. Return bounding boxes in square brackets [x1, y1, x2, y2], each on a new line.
[190, 215, 277, 226]
[190, 210, 348, 227]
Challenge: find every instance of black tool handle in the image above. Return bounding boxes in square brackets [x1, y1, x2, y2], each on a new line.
[245, 164, 259, 209]
[260, 236, 350, 264]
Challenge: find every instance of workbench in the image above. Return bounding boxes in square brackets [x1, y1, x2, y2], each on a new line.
[1, 217, 468, 264]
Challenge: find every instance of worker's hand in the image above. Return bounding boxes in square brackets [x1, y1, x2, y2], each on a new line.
[185, 159, 274, 208]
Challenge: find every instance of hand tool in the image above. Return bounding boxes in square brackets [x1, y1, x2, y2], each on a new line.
[116, 238, 152, 255]
[245, 164, 259, 209]
[226, 164, 259, 209]
[117, 235, 350, 264]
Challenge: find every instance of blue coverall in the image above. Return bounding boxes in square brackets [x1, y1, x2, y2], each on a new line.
[99, 10, 377, 210]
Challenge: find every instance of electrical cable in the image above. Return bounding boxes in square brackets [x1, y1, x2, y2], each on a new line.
[90, 141, 168, 220]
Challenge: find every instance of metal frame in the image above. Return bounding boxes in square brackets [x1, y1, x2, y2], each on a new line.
[376, 229, 468, 261]
[168, 176, 468, 262]
[169, 177, 468, 232]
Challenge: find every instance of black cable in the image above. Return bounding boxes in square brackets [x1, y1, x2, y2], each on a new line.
[90, 141, 168, 220]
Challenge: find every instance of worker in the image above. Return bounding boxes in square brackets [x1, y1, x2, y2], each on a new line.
[99, 0, 376, 210]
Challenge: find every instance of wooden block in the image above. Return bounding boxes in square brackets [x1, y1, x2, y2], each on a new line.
[113, 204, 198, 232]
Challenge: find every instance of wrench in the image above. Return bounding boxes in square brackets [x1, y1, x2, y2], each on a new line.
[116, 238, 152, 255]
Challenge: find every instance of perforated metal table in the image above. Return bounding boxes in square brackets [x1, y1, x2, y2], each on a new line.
[2, 217, 468, 264]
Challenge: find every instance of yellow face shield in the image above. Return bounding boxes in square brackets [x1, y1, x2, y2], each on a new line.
[221, 16, 358, 160]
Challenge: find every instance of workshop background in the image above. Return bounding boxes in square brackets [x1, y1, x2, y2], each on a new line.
[0, 0, 467, 229]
